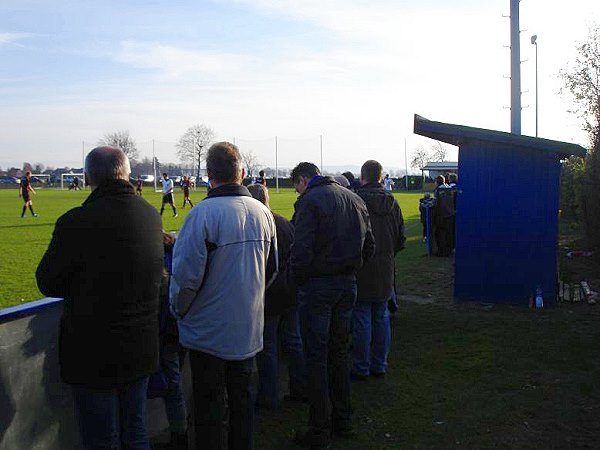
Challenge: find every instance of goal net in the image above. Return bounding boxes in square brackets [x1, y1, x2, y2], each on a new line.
[60, 173, 85, 190]
[30, 174, 51, 187]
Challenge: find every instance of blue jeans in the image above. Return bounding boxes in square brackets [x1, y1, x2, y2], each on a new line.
[72, 377, 150, 450]
[257, 308, 306, 409]
[188, 350, 254, 450]
[160, 341, 187, 433]
[352, 301, 391, 376]
[298, 275, 356, 443]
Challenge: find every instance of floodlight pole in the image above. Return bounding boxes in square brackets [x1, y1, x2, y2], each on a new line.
[510, 0, 521, 135]
[82, 141, 86, 188]
[153, 140, 157, 192]
[531, 35, 539, 137]
[404, 138, 409, 190]
[320, 134, 323, 174]
[275, 136, 279, 193]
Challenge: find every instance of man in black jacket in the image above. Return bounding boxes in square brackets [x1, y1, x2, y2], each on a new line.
[248, 184, 306, 411]
[290, 162, 375, 449]
[352, 160, 405, 379]
[36, 146, 164, 449]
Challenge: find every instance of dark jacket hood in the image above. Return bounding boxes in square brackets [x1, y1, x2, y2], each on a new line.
[356, 183, 397, 216]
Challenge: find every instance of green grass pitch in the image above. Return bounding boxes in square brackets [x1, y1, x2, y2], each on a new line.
[0, 186, 424, 308]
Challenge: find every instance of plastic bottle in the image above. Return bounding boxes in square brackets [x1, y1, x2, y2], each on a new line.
[535, 287, 544, 309]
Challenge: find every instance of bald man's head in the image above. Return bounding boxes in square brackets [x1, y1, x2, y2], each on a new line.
[85, 146, 131, 188]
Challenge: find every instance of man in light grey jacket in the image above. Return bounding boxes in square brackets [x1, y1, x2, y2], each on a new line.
[170, 142, 277, 450]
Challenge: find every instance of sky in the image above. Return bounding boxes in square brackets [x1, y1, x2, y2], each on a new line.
[0, 0, 597, 172]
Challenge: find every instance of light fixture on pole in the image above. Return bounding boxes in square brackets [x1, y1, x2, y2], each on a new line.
[531, 34, 538, 137]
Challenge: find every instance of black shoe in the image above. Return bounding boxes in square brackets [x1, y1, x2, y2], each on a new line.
[294, 431, 330, 449]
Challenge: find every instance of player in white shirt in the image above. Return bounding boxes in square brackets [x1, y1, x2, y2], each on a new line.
[160, 173, 178, 217]
[383, 174, 394, 192]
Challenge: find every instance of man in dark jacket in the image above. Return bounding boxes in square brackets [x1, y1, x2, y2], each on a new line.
[433, 175, 454, 257]
[248, 184, 306, 411]
[352, 160, 405, 379]
[290, 162, 375, 449]
[36, 146, 164, 449]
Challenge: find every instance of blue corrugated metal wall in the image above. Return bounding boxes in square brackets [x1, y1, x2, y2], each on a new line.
[454, 140, 561, 305]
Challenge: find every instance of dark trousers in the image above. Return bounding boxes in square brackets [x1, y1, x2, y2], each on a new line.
[188, 350, 254, 450]
[297, 275, 356, 444]
[72, 376, 150, 450]
[256, 307, 306, 409]
[434, 216, 453, 257]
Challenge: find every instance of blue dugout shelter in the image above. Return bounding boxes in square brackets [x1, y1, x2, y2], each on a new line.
[414, 115, 587, 305]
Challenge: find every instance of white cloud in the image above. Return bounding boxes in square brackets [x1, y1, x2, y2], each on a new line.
[113, 41, 257, 80]
[0, 32, 33, 47]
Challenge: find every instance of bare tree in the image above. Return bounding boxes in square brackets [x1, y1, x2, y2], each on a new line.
[130, 157, 154, 176]
[430, 141, 448, 162]
[241, 150, 261, 178]
[411, 147, 431, 184]
[176, 124, 216, 180]
[99, 130, 139, 161]
[22, 162, 33, 173]
[410, 147, 430, 169]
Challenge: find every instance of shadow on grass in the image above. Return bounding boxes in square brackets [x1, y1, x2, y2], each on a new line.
[255, 229, 600, 449]
[0, 223, 55, 229]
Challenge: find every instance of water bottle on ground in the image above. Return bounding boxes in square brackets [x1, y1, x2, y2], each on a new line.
[535, 287, 544, 309]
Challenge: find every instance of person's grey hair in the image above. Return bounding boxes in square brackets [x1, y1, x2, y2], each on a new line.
[247, 183, 270, 207]
[334, 175, 350, 188]
[85, 146, 131, 187]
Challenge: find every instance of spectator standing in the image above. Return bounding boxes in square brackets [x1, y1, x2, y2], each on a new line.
[433, 175, 454, 256]
[333, 175, 350, 188]
[151, 232, 188, 449]
[447, 173, 458, 249]
[36, 146, 164, 449]
[136, 176, 143, 195]
[19, 171, 38, 218]
[290, 162, 375, 449]
[352, 160, 405, 379]
[170, 142, 277, 450]
[341, 171, 361, 192]
[447, 173, 458, 189]
[247, 184, 306, 411]
[419, 192, 434, 241]
[160, 173, 178, 217]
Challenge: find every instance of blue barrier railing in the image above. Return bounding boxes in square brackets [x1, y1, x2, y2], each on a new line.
[0, 297, 63, 323]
